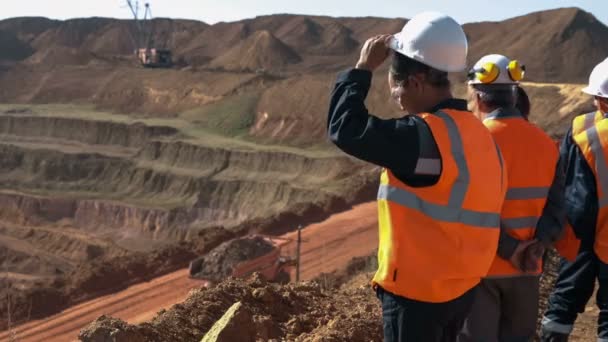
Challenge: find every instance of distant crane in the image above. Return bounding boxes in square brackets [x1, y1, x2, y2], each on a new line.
[125, 0, 172, 68]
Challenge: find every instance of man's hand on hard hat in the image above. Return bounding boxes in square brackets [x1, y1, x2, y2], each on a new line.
[356, 35, 392, 72]
[509, 239, 538, 272]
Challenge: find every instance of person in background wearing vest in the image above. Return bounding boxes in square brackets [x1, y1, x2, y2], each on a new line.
[458, 54, 566, 342]
[327, 12, 507, 342]
[540, 57, 608, 342]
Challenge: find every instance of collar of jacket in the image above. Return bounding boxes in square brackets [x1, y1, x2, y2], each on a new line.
[427, 98, 468, 113]
[485, 107, 523, 120]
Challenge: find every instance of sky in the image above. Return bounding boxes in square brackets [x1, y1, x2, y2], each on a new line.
[0, 0, 607, 26]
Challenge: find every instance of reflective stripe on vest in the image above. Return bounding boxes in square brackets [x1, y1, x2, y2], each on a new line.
[377, 110, 500, 228]
[506, 187, 550, 200]
[378, 184, 500, 227]
[414, 116, 441, 175]
[586, 124, 608, 207]
[501, 186, 550, 229]
[573, 111, 602, 136]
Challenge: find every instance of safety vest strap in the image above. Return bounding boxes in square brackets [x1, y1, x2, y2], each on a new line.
[415, 116, 441, 175]
[501, 216, 539, 229]
[584, 123, 608, 207]
[377, 184, 500, 227]
[573, 111, 601, 136]
[506, 186, 550, 200]
[583, 112, 597, 132]
[435, 110, 470, 207]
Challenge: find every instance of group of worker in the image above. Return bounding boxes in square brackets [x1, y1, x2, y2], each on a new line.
[327, 11, 608, 342]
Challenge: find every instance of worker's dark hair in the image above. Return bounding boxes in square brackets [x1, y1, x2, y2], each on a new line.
[472, 84, 517, 110]
[390, 51, 450, 89]
[516, 86, 531, 120]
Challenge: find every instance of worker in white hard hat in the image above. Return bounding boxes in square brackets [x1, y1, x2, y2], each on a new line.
[458, 54, 566, 341]
[327, 12, 507, 341]
[540, 57, 608, 342]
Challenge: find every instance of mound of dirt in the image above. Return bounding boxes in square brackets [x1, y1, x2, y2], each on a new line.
[0, 17, 60, 43]
[274, 17, 358, 55]
[79, 274, 383, 342]
[275, 17, 323, 50]
[191, 236, 275, 281]
[464, 7, 608, 83]
[179, 22, 249, 63]
[30, 17, 114, 50]
[0, 29, 33, 61]
[209, 30, 301, 72]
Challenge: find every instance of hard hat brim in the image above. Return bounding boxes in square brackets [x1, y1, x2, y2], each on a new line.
[582, 86, 608, 98]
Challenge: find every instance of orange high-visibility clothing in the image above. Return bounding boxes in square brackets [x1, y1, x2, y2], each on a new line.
[372, 109, 506, 303]
[483, 111, 559, 276]
[572, 111, 608, 263]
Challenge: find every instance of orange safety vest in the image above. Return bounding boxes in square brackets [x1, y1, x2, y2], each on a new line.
[483, 110, 559, 276]
[372, 109, 506, 303]
[572, 111, 608, 263]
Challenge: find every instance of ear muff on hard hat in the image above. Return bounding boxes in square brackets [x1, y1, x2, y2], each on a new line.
[468, 62, 500, 84]
[507, 60, 525, 82]
[467, 59, 526, 84]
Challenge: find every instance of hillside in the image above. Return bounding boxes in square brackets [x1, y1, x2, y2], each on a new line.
[464, 7, 608, 83]
[209, 30, 302, 72]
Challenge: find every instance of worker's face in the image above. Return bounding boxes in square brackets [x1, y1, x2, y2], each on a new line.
[388, 73, 423, 114]
[388, 74, 407, 112]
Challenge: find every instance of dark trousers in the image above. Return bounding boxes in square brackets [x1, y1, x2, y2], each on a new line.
[541, 240, 608, 341]
[377, 285, 477, 342]
[459, 276, 540, 342]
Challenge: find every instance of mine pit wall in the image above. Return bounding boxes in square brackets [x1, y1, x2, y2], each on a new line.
[139, 140, 359, 182]
[0, 115, 179, 147]
[0, 143, 378, 243]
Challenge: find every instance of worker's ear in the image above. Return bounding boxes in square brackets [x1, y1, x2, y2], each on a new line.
[409, 73, 425, 93]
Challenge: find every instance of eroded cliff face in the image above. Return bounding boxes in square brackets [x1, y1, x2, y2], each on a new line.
[0, 118, 372, 236]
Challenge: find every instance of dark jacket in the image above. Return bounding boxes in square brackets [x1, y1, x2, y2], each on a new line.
[561, 121, 602, 243]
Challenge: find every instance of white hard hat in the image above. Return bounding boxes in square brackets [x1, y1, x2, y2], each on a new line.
[468, 54, 526, 85]
[388, 11, 468, 72]
[582, 58, 608, 98]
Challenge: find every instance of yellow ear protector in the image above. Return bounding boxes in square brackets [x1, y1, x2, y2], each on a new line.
[507, 60, 525, 82]
[468, 60, 526, 84]
[472, 62, 500, 84]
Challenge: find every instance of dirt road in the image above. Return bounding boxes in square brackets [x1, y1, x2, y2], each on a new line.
[281, 202, 378, 280]
[0, 270, 203, 342]
[1, 202, 379, 342]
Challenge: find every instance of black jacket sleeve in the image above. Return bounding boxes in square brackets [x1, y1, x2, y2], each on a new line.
[534, 154, 567, 246]
[327, 68, 421, 176]
[562, 128, 598, 242]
